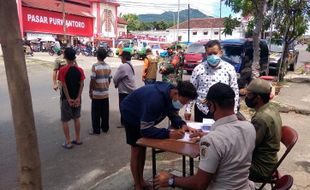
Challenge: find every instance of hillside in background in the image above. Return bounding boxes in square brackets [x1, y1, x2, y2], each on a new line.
[138, 8, 212, 23]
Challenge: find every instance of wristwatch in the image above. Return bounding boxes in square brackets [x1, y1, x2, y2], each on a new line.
[168, 176, 175, 188]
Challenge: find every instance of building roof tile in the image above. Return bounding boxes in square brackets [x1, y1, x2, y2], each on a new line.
[22, 0, 93, 18]
[117, 17, 128, 25]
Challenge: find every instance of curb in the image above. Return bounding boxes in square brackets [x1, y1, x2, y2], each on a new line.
[284, 73, 310, 83]
[272, 101, 310, 115]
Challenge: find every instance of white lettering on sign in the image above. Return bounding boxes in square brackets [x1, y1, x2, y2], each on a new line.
[27, 14, 86, 29]
[27, 14, 48, 24]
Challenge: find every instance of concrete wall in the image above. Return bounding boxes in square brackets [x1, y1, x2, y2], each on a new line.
[167, 27, 245, 42]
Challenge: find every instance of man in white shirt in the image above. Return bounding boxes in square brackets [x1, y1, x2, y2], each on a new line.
[184, 40, 239, 122]
[154, 83, 256, 190]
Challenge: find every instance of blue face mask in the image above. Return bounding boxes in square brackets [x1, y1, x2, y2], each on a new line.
[207, 55, 221, 67]
[172, 100, 184, 110]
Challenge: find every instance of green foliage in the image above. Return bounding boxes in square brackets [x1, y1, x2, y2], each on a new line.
[245, 19, 254, 37]
[122, 14, 141, 31]
[223, 15, 241, 35]
[307, 42, 310, 52]
[122, 14, 173, 32]
[270, 0, 310, 80]
[272, 0, 309, 44]
[224, 0, 253, 16]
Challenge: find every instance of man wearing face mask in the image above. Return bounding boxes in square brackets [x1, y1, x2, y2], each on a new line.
[120, 81, 198, 190]
[245, 78, 282, 182]
[184, 40, 239, 122]
[154, 83, 256, 190]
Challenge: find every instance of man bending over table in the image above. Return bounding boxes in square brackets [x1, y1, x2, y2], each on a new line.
[120, 81, 198, 190]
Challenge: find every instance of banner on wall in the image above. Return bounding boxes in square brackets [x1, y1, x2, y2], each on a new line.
[23, 7, 93, 37]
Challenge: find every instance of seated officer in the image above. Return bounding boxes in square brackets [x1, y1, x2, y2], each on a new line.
[154, 83, 256, 190]
[245, 78, 282, 181]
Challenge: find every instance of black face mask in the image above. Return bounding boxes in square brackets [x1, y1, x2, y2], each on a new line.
[245, 96, 257, 108]
[207, 101, 216, 119]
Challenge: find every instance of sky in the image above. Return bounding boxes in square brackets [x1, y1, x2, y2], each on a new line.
[117, 0, 235, 18]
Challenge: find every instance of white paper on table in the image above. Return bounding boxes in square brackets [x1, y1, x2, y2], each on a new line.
[178, 132, 191, 142]
[187, 121, 213, 133]
[187, 122, 203, 130]
[202, 118, 215, 126]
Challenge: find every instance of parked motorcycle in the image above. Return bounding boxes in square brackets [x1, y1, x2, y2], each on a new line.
[81, 46, 94, 56]
[107, 48, 114, 57]
[48, 46, 61, 56]
[23, 45, 34, 56]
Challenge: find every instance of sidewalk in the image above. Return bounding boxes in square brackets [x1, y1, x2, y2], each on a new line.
[273, 73, 310, 115]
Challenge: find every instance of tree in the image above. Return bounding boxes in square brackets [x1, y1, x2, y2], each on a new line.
[223, 15, 241, 36]
[0, 1, 42, 189]
[272, 0, 310, 80]
[225, 0, 268, 78]
[122, 13, 141, 32]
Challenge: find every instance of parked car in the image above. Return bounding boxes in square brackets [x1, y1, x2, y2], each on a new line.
[220, 39, 269, 88]
[183, 41, 207, 74]
[268, 41, 299, 76]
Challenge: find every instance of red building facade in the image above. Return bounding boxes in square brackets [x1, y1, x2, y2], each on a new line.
[17, 0, 124, 46]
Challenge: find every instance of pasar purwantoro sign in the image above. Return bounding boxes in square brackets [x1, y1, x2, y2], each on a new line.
[22, 7, 93, 37]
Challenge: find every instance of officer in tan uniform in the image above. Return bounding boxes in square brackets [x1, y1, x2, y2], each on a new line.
[154, 83, 256, 190]
[52, 51, 67, 91]
[142, 48, 159, 85]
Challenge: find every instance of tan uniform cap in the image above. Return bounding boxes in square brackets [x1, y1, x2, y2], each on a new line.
[247, 78, 271, 94]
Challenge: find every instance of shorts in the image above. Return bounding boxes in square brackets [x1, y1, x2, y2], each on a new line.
[124, 123, 141, 147]
[61, 99, 81, 122]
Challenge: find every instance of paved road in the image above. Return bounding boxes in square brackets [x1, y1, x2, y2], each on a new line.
[0, 54, 148, 190]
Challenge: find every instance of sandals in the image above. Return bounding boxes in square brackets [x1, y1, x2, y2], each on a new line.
[71, 140, 83, 145]
[62, 142, 73, 149]
[62, 140, 82, 149]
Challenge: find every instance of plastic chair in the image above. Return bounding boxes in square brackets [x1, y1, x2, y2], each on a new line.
[274, 175, 294, 190]
[258, 126, 298, 190]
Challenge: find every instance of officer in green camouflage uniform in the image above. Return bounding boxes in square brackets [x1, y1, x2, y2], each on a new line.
[159, 45, 184, 85]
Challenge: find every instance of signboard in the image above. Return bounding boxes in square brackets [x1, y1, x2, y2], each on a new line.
[23, 7, 93, 37]
[26, 33, 56, 41]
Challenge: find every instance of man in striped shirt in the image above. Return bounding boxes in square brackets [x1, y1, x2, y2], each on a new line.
[89, 48, 112, 134]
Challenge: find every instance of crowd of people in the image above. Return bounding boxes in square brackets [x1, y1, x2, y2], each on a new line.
[52, 40, 282, 190]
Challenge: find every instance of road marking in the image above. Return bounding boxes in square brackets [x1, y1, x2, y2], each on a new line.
[66, 169, 106, 190]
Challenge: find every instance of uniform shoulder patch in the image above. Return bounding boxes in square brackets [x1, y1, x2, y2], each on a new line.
[200, 141, 210, 158]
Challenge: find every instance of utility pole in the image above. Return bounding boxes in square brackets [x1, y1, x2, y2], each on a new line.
[62, 0, 67, 46]
[219, 0, 222, 40]
[176, 0, 180, 44]
[172, 12, 176, 43]
[188, 4, 190, 43]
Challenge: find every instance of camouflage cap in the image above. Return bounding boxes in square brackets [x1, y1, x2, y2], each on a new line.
[247, 78, 272, 94]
